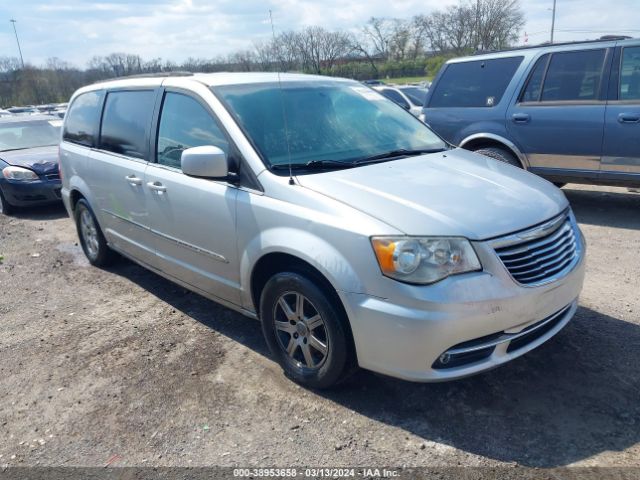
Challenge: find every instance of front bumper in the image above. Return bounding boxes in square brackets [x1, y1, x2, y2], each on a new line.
[0, 178, 62, 207]
[339, 222, 586, 382]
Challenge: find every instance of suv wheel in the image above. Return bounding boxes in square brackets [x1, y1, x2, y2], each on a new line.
[74, 199, 116, 267]
[260, 271, 352, 389]
[474, 146, 521, 168]
[0, 190, 15, 216]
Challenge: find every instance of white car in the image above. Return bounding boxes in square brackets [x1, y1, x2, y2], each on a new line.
[373, 85, 428, 117]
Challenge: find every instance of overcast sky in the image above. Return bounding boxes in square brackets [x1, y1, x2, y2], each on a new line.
[1, 0, 639, 67]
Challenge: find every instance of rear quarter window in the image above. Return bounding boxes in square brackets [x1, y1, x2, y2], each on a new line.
[63, 90, 103, 147]
[429, 56, 523, 108]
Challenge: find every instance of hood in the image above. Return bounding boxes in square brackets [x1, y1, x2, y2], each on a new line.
[296, 148, 568, 240]
[0, 146, 59, 175]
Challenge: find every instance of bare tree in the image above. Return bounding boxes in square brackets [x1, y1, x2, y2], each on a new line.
[471, 0, 524, 51]
[317, 29, 353, 71]
[419, 0, 524, 55]
[230, 50, 257, 71]
[444, 5, 476, 54]
[388, 19, 412, 61]
[409, 15, 431, 59]
[0, 56, 22, 73]
[362, 17, 393, 60]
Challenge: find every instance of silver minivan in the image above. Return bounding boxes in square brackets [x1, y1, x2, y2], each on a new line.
[59, 73, 586, 388]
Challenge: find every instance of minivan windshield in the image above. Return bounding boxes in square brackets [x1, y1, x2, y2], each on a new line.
[213, 81, 446, 171]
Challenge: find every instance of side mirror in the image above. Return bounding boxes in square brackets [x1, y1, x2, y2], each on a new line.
[181, 146, 228, 178]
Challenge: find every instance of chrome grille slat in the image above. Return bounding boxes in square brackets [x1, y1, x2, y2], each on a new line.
[497, 223, 571, 257]
[515, 255, 575, 282]
[506, 240, 576, 273]
[492, 214, 579, 286]
[501, 235, 575, 266]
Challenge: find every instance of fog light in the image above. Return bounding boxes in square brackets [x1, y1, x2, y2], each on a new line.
[438, 353, 451, 365]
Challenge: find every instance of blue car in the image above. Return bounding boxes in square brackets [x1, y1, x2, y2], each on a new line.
[0, 115, 62, 215]
[423, 37, 640, 187]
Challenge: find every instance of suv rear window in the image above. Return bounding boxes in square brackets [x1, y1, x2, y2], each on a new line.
[63, 91, 103, 147]
[99, 90, 155, 159]
[429, 56, 523, 108]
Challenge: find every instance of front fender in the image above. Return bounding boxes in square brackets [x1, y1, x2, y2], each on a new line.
[239, 227, 366, 312]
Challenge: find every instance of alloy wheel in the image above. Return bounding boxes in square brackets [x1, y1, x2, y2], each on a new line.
[273, 291, 329, 369]
[79, 207, 100, 259]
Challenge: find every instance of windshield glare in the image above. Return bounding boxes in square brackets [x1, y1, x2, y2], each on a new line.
[213, 81, 445, 170]
[0, 121, 61, 151]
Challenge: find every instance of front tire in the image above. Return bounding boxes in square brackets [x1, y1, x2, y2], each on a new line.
[74, 199, 116, 267]
[260, 272, 351, 389]
[474, 146, 521, 168]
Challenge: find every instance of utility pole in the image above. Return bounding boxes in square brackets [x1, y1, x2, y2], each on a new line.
[550, 0, 557, 44]
[10, 19, 25, 69]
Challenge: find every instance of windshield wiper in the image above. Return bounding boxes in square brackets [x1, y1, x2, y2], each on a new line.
[0, 147, 29, 153]
[271, 159, 355, 171]
[354, 148, 446, 165]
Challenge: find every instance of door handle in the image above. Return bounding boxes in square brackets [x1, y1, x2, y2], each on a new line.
[125, 175, 142, 186]
[512, 113, 530, 124]
[147, 181, 167, 193]
[618, 113, 640, 123]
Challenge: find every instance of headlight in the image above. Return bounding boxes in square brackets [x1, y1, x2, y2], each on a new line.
[2, 166, 39, 181]
[371, 236, 481, 284]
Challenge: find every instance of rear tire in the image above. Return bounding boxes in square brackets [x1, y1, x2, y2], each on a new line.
[474, 146, 521, 168]
[0, 190, 15, 216]
[260, 271, 352, 389]
[74, 199, 116, 267]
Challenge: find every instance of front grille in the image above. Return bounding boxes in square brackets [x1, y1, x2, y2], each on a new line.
[493, 214, 579, 285]
[45, 172, 60, 181]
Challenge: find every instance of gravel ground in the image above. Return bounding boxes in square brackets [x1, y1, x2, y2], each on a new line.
[0, 184, 638, 468]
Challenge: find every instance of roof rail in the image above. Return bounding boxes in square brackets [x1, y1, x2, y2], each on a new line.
[90, 71, 194, 85]
[599, 35, 632, 40]
[472, 36, 635, 55]
[115, 71, 194, 79]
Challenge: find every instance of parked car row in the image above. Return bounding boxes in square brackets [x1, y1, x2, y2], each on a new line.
[0, 103, 67, 119]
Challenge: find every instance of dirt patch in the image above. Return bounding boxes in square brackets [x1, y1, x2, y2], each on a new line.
[0, 185, 638, 467]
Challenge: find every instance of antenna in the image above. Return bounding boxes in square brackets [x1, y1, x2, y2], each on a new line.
[269, 9, 295, 185]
